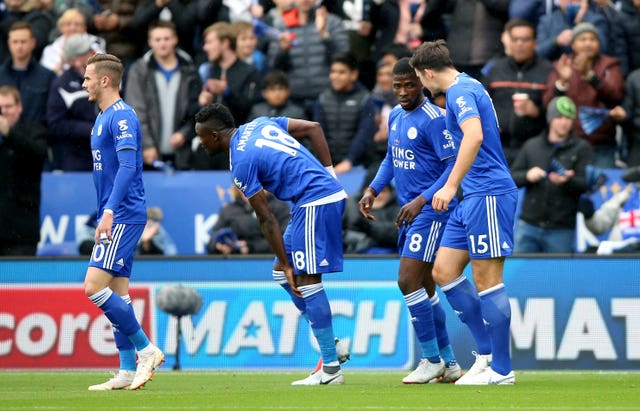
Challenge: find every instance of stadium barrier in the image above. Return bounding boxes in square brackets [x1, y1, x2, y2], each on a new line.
[1, 256, 638, 370]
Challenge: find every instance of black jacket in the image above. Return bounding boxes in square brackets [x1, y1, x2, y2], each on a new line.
[200, 58, 260, 124]
[484, 54, 553, 153]
[0, 119, 47, 249]
[46, 67, 97, 171]
[511, 132, 592, 229]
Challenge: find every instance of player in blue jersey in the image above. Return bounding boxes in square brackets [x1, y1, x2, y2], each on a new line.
[358, 58, 462, 384]
[410, 40, 518, 385]
[82, 53, 164, 391]
[195, 103, 349, 385]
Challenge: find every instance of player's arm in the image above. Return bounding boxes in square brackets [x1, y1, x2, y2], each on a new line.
[95, 148, 137, 243]
[432, 117, 483, 212]
[248, 189, 300, 296]
[285, 118, 333, 168]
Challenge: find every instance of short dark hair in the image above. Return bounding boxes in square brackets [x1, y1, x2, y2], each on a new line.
[149, 20, 177, 36]
[9, 21, 33, 37]
[409, 39, 454, 72]
[505, 18, 536, 37]
[195, 103, 236, 132]
[393, 57, 415, 76]
[331, 51, 359, 71]
[262, 70, 289, 89]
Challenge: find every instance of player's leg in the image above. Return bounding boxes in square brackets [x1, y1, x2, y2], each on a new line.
[84, 223, 164, 390]
[470, 257, 514, 384]
[398, 257, 444, 383]
[396, 219, 444, 383]
[290, 201, 345, 386]
[421, 267, 461, 383]
[456, 192, 517, 385]
[433, 205, 492, 370]
[273, 223, 308, 321]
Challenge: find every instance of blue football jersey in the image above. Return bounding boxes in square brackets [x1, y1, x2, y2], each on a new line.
[90, 100, 146, 223]
[445, 73, 516, 197]
[230, 117, 345, 209]
[370, 100, 456, 219]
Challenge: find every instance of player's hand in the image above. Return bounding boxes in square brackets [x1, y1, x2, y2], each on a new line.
[358, 187, 377, 220]
[432, 184, 456, 212]
[95, 211, 114, 244]
[283, 264, 301, 297]
[395, 195, 426, 228]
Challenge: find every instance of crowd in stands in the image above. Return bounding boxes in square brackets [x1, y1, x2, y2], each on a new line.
[3, 0, 640, 256]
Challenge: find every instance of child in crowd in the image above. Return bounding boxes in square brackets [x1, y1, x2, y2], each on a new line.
[248, 69, 306, 119]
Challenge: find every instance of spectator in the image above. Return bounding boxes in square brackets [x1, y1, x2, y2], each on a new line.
[536, 0, 609, 62]
[194, 21, 260, 169]
[619, 0, 640, 74]
[92, 0, 145, 68]
[370, 60, 397, 155]
[332, 0, 374, 67]
[511, 96, 593, 253]
[509, 0, 553, 27]
[313, 51, 378, 174]
[611, 67, 640, 165]
[137, 206, 178, 255]
[483, 18, 553, 164]
[0, 0, 55, 61]
[343, 179, 399, 254]
[125, 20, 201, 170]
[198, 21, 260, 125]
[77, 211, 98, 255]
[46, 33, 97, 171]
[446, 0, 510, 80]
[267, 0, 349, 117]
[232, 20, 268, 75]
[591, 0, 628, 75]
[51, 0, 100, 24]
[0, 85, 48, 255]
[543, 22, 624, 168]
[247, 69, 305, 120]
[207, 186, 290, 255]
[131, 0, 199, 57]
[40, 8, 105, 75]
[0, 22, 56, 126]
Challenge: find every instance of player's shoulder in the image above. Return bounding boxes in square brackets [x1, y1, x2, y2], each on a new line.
[417, 99, 444, 120]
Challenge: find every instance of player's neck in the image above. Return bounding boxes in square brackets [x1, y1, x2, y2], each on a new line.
[442, 68, 460, 92]
[98, 91, 122, 112]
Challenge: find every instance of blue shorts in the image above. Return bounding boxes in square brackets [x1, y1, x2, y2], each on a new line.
[398, 213, 448, 263]
[440, 191, 517, 259]
[88, 223, 144, 277]
[280, 200, 345, 275]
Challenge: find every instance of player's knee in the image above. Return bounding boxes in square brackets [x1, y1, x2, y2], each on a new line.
[431, 263, 447, 286]
[397, 275, 419, 295]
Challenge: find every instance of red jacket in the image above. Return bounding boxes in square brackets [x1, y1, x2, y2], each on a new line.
[543, 54, 624, 148]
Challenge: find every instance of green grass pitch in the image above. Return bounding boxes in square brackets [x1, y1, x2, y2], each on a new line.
[1, 370, 639, 410]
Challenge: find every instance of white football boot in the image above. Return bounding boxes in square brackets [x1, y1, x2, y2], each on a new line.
[88, 370, 135, 391]
[130, 344, 165, 390]
[402, 359, 445, 384]
[455, 352, 493, 385]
